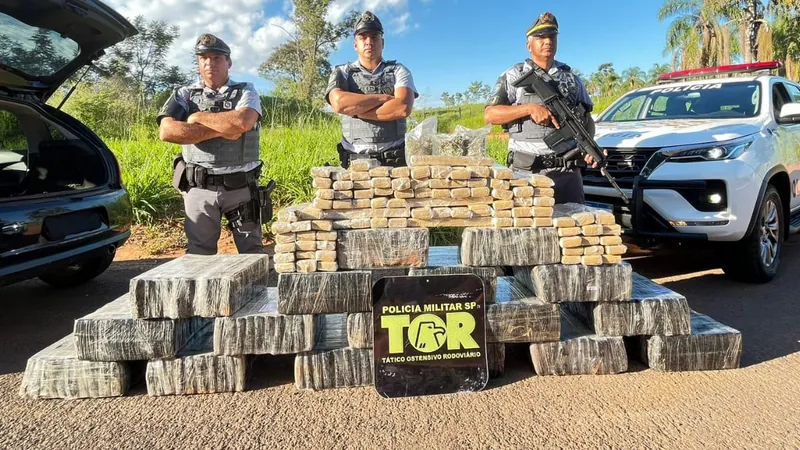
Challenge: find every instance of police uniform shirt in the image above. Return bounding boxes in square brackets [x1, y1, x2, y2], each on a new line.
[157, 79, 263, 175]
[489, 60, 592, 155]
[325, 60, 418, 154]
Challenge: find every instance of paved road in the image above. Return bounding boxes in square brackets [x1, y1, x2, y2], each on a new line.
[1, 244, 799, 449]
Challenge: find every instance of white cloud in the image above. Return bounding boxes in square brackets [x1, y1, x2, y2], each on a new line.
[104, 0, 414, 80]
[390, 12, 412, 36]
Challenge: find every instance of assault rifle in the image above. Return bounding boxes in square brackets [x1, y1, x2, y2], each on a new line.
[511, 65, 630, 205]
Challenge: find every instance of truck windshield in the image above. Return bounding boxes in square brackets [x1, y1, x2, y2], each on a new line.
[598, 81, 761, 122]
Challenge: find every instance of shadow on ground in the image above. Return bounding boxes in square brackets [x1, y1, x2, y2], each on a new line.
[631, 242, 800, 368]
[0, 258, 171, 375]
[1, 240, 799, 382]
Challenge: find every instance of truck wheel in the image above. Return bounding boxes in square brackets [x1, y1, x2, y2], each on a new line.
[38, 252, 115, 288]
[722, 185, 783, 283]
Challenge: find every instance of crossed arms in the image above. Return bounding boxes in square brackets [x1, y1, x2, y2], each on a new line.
[328, 87, 414, 121]
[159, 108, 260, 145]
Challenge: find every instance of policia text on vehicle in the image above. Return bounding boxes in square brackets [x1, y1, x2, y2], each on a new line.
[157, 33, 274, 255]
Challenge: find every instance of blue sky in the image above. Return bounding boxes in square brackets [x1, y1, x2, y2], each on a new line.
[110, 0, 675, 108]
[235, 0, 675, 107]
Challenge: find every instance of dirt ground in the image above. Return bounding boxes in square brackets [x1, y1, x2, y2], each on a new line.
[0, 236, 798, 449]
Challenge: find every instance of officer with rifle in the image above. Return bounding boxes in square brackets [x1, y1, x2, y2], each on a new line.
[157, 33, 274, 255]
[484, 12, 604, 205]
[325, 11, 419, 169]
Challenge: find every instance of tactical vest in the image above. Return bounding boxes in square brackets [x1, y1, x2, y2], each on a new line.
[340, 61, 406, 145]
[181, 83, 260, 167]
[508, 61, 582, 144]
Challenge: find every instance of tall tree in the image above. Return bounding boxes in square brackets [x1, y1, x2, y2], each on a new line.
[647, 63, 672, 83]
[466, 81, 485, 104]
[770, 1, 800, 79]
[259, 1, 358, 105]
[621, 66, 647, 89]
[97, 16, 189, 103]
[440, 92, 453, 107]
[588, 63, 621, 97]
[479, 83, 492, 103]
[658, 0, 734, 69]
[707, 0, 768, 63]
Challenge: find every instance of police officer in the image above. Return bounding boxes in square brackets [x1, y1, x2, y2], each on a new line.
[157, 33, 268, 255]
[325, 11, 418, 168]
[484, 12, 599, 204]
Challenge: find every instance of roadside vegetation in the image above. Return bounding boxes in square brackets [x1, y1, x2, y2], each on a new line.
[8, 0, 795, 254]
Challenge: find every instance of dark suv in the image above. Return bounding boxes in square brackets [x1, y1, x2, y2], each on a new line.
[0, 1, 137, 287]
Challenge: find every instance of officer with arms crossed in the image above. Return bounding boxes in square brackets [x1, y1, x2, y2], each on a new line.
[158, 33, 268, 255]
[325, 11, 418, 168]
[484, 12, 599, 204]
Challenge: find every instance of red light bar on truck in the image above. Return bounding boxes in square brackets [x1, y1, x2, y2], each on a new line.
[658, 61, 783, 81]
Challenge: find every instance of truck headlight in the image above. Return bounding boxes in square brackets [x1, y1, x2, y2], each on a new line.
[662, 136, 754, 163]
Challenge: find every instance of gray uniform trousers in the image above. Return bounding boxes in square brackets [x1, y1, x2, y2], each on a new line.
[182, 184, 264, 255]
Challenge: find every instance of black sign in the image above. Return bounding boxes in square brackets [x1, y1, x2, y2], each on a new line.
[372, 274, 488, 398]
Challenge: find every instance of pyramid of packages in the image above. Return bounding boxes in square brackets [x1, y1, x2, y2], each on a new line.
[20, 158, 741, 399]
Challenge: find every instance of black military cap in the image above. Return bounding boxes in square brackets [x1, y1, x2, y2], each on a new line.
[354, 11, 383, 35]
[194, 33, 231, 56]
[526, 12, 559, 37]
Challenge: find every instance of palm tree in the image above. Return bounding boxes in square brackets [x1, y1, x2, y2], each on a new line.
[647, 63, 672, 83]
[706, 0, 769, 63]
[588, 63, 621, 97]
[659, 0, 736, 69]
[769, 1, 800, 79]
[621, 67, 648, 89]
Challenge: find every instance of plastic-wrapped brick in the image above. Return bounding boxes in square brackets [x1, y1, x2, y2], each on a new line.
[129, 254, 268, 319]
[460, 227, 560, 266]
[487, 277, 560, 343]
[529, 309, 628, 376]
[346, 313, 373, 348]
[20, 334, 131, 399]
[639, 311, 742, 372]
[513, 263, 633, 303]
[408, 246, 501, 304]
[146, 327, 246, 396]
[277, 271, 372, 314]
[213, 287, 315, 355]
[74, 293, 209, 361]
[337, 229, 429, 269]
[294, 347, 374, 391]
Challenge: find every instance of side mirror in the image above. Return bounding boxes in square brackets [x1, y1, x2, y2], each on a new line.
[778, 103, 800, 124]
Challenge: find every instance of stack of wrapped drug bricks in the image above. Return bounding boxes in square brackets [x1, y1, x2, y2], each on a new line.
[271, 155, 560, 275]
[20, 255, 269, 399]
[19, 156, 743, 399]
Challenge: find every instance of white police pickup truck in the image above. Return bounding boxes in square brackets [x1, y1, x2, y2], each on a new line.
[584, 61, 800, 283]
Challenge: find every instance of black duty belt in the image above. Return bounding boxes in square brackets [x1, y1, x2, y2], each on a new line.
[186, 163, 262, 190]
[204, 169, 259, 187]
[509, 150, 584, 172]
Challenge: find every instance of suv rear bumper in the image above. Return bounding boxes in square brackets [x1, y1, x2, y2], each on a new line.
[0, 188, 133, 287]
[0, 230, 129, 287]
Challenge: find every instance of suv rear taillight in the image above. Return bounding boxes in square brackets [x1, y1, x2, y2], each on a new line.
[111, 155, 124, 189]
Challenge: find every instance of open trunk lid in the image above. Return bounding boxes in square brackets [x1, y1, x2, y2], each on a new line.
[0, 0, 138, 101]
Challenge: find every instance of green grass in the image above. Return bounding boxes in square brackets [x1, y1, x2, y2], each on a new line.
[104, 101, 513, 239]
